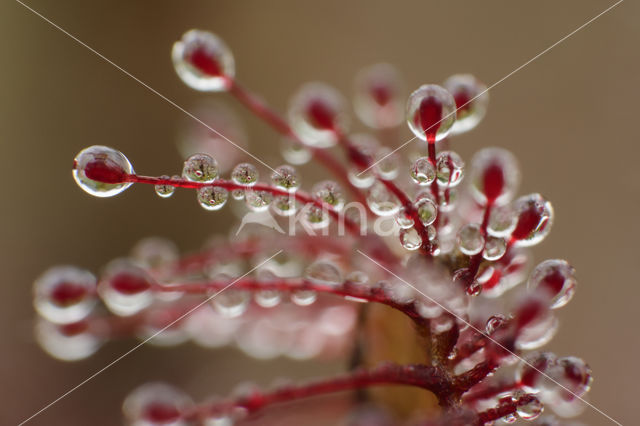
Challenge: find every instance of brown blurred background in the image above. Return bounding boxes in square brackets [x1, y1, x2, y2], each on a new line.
[1, 0, 638, 424]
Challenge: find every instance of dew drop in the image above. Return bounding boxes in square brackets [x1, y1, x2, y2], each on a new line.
[154, 175, 175, 198]
[485, 314, 507, 335]
[395, 208, 414, 229]
[212, 290, 250, 318]
[231, 189, 245, 200]
[367, 181, 400, 216]
[305, 260, 342, 286]
[511, 194, 554, 247]
[415, 197, 438, 226]
[399, 227, 422, 251]
[272, 165, 300, 192]
[469, 147, 520, 205]
[33, 266, 97, 324]
[231, 163, 259, 186]
[172, 29, 234, 92]
[98, 259, 154, 316]
[72, 145, 133, 197]
[516, 396, 544, 421]
[123, 382, 193, 426]
[182, 153, 219, 183]
[457, 223, 484, 255]
[271, 195, 297, 217]
[244, 190, 274, 212]
[36, 319, 102, 361]
[443, 74, 489, 135]
[131, 237, 179, 269]
[436, 151, 465, 187]
[410, 157, 436, 185]
[254, 290, 281, 308]
[354, 63, 404, 129]
[483, 236, 507, 261]
[406, 84, 456, 142]
[373, 147, 399, 180]
[197, 186, 229, 211]
[528, 259, 577, 309]
[291, 290, 317, 306]
[488, 204, 517, 237]
[281, 137, 312, 165]
[303, 205, 330, 229]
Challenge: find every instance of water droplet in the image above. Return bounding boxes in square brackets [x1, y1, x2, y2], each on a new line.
[98, 259, 154, 316]
[271, 165, 300, 192]
[488, 204, 517, 237]
[254, 290, 281, 308]
[469, 147, 520, 205]
[291, 290, 317, 306]
[197, 186, 229, 211]
[231, 189, 245, 200]
[436, 151, 464, 187]
[347, 134, 378, 188]
[373, 147, 399, 180]
[281, 137, 311, 165]
[399, 227, 422, 251]
[548, 356, 593, 399]
[367, 181, 400, 216]
[288, 82, 347, 148]
[516, 307, 558, 351]
[33, 266, 97, 324]
[231, 163, 259, 186]
[244, 190, 273, 212]
[182, 153, 219, 183]
[457, 223, 484, 255]
[131, 237, 179, 269]
[443, 74, 489, 135]
[72, 145, 133, 197]
[271, 195, 297, 216]
[410, 157, 436, 185]
[516, 396, 544, 421]
[516, 352, 557, 393]
[154, 175, 175, 198]
[395, 208, 414, 229]
[483, 236, 507, 261]
[212, 290, 250, 318]
[303, 205, 329, 229]
[123, 382, 193, 426]
[485, 314, 507, 334]
[36, 319, 102, 361]
[415, 197, 438, 226]
[406, 84, 456, 142]
[528, 259, 577, 309]
[354, 63, 404, 129]
[511, 194, 554, 247]
[312, 180, 344, 210]
[172, 29, 234, 92]
[305, 260, 342, 286]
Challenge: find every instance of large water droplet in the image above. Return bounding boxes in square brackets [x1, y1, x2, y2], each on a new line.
[399, 227, 422, 251]
[72, 145, 133, 197]
[457, 223, 484, 255]
[436, 151, 465, 187]
[469, 147, 520, 205]
[98, 259, 154, 316]
[443, 74, 489, 135]
[33, 266, 97, 324]
[123, 382, 193, 426]
[312, 180, 344, 210]
[231, 163, 259, 186]
[182, 153, 219, 183]
[212, 289, 251, 318]
[511, 194, 554, 247]
[305, 260, 342, 286]
[354, 63, 404, 129]
[272, 165, 300, 192]
[36, 319, 102, 361]
[410, 156, 436, 185]
[197, 186, 229, 211]
[154, 175, 176, 198]
[367, 181, 400, 216]
[528, 259, 577, 309]
[406, 84, 456, 142]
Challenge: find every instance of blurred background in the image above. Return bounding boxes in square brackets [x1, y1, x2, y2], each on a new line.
[1, 0, 638, 424]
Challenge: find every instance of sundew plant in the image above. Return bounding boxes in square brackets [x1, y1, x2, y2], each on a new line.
[32, 28, 595, 425]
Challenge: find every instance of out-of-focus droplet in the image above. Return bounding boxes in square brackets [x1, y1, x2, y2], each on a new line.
[406, 84, 456, 142]
[410, 156, 436, 185]
[211, 289, 250, 318]
[303, 205, 329, 229]
[153, 175, 174, 198]
[312, 180, 344, 210]
[198, 186, 229, 211]
[528, 259, 577, 309]
[469, 147, 520, 206]
[373, 147, 399, 180]
[288, 82, 347, 148]
[131, 237, 179, 269]
[436, 151, 465, 187]
[367, 181, 400, 216]
[98, 259, 154, 316]
[281, 137, 312, 165]
[354, 63, 404, 128]
[291, 290, 317, 306]
[511, 194, 554, 247]
[123, 382, 193, 426]
[305, 260, 342, 286]
[457, 223, 484, 255]
[400, 227, 422, 251]
[395, 208, 414, 229]
[517, 396, 544, 421]
[245, 190, 274, 212]
[443, 74, 489, 135]
[72, 145, 133, 197]
[33, 266, 97, 324]
[182, 153, 219, 183]
[485, 314, 507, 335]
[231, 163, 259, 186]
[483, 236, 507, 261]
[254, 290, 281, 308]
[488, 204, 517, 237]
[172, 29, 234, 92]
[347, 134, 378, 188]
[271, 195, 297, 216]
[36, 319, 102, 361]
[272, 165, 300, 192]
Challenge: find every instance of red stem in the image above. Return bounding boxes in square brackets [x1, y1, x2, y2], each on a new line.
[476, 394, 539, 425]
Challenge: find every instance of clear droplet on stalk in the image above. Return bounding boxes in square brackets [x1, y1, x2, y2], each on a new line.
[406, 84, 456, 142]
[131, 237, 179, 269]
[528, 260, 577, 309]
[288, 82, 347, 148]
[410, 157, 436, 185]
[154, 175, 175, 198]
[245, 190, 273, 212]
[373, 147, 399, 180]
[272, 165, 300, 192]
[303, 205, 329, 229]
[457, 223, 485, 255]
[415, 197, 438, 226]
[98, 259, 154, 316]
[516, 308, 558, 350]
[312, 180, 344, 210]
[231, 189, 245, 200]
[511, 194, 554, 247]
[443, 74, 489, 135]
[72, 145, 133, 197]
[231, 163, 259, 186]
[281, 137, 312, 165]
[36, 319, 102, 361]
[123, 382, 193, 426]
[33, 266, 97, 324]
[485, 314, 507, 335]
[254, 290, 281, 308]
[400, 227, 422, 251]
[483, 236, 507, 261]
[305, 260, 342, 286]
[172, 29, 234, 92]
[436, 151, 465, 187]
[516, 352, 558, 393]
[367, 181, 400, 216]
[548, 356, 593, 399]
[272, 195, 297, 216]
[347, 134, 378, 188]
[212, 289, 251, 318]
[354, 63, 404, 128]
[182, 153, 219, 183]
[516, 396, 544, 421]
[395, 208, 414, 229]
[291, 290, 317, 306]
[197, 186, 229, 211]
[488, 204, 517, 237]
[469, 147, 520, 205]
